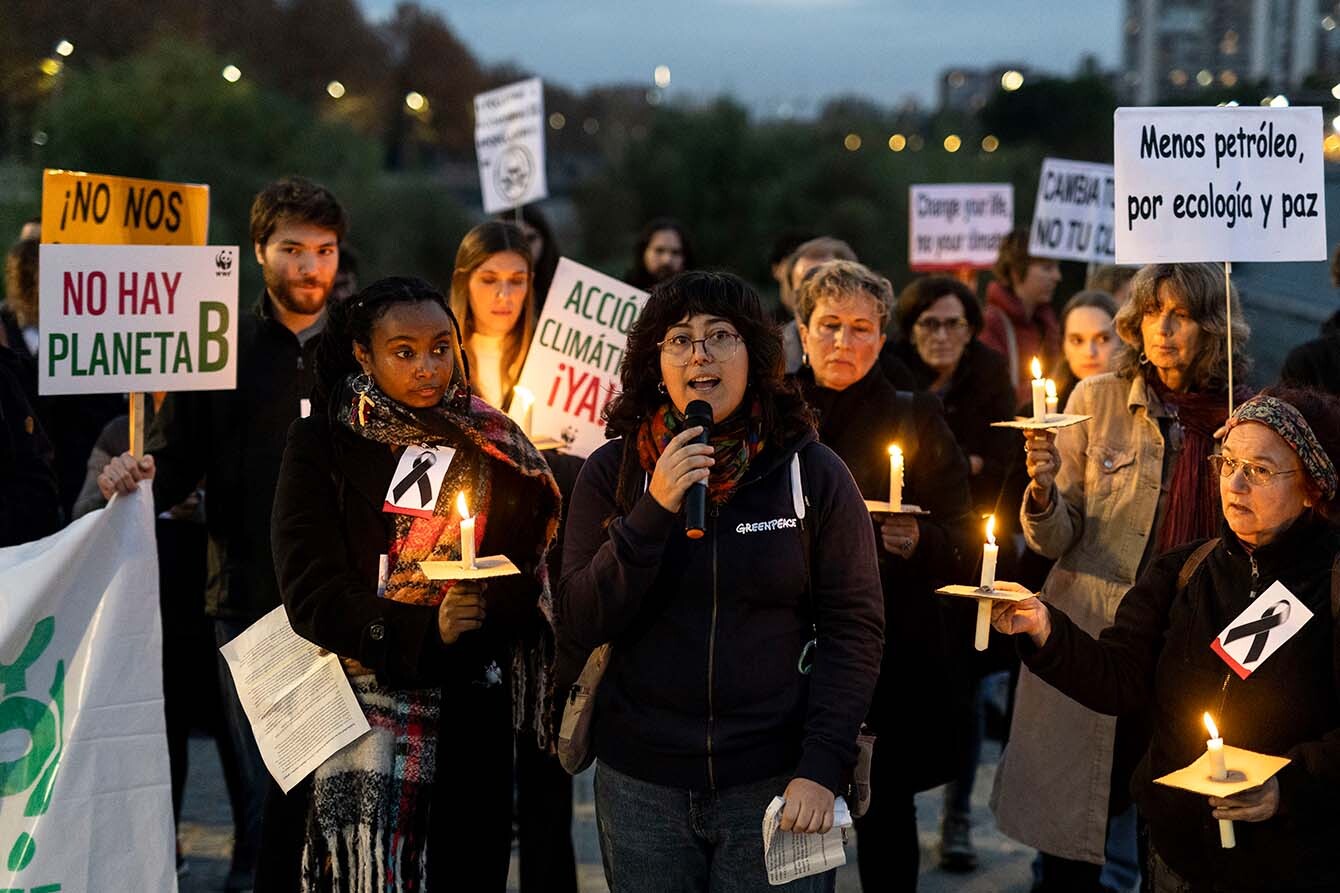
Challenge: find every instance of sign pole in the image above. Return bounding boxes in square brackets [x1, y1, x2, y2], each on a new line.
[128, 391, 145, 457]
[1225, 260, 1234, 416]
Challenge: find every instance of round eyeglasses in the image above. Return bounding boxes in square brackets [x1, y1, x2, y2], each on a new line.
[658, 330, 743, 366]
[1207, 454, 1301, 487]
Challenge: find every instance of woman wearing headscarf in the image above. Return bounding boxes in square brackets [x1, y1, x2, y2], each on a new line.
[992, 387, 1340, 892]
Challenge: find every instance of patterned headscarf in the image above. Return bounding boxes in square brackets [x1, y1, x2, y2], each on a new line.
[1225, 395, 1338, 500]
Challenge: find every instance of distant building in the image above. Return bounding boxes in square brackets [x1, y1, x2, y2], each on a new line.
[1123, 0, 1332, 104]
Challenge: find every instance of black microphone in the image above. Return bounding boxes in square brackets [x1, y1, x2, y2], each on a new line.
[683, 399, 713, 539]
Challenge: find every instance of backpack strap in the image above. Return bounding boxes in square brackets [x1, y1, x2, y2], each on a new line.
[1177, 538, 1220, 592]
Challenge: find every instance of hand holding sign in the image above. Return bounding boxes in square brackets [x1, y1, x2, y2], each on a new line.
[96, 451, 156, 499]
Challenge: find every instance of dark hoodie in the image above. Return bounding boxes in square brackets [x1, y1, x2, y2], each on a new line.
[1280, 309, 1340, 396]
[559, 429, 884, 795]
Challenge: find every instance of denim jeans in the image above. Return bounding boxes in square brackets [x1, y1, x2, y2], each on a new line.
[594, 762, 835, 893]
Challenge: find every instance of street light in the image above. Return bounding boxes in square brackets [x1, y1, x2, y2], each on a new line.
[327, 80, 346, 99]
[888, 133, 907, 152]
[55, 40, 74, 57]
[405, 91, 427, 111]
[981, 135, 1000, 153]
[654, 65, 671, 88]
[943, 134, 962, 153]
[1001, 70, 1024, 91]
[222, 65, 242, 83]
[844, 133, 862, 151]
[1269, 94, 1289, 108]
[39, 58, 62, 77]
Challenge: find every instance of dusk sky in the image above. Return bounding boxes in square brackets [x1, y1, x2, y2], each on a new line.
[360, 0, 1124, 113]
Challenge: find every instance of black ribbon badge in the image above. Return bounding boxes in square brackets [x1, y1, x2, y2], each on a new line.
[1222, 600, 1291, 665]
[392, 450, 437, 508]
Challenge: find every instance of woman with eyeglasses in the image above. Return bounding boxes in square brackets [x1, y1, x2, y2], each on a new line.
[989, 387, 1340, 891]
[559, 271, 884, 892]
[791, 260, 976, 890]
[994, 263, 1254, 891]
[888, 276, 1017, 520]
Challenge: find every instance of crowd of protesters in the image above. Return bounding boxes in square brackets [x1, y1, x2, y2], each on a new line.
[8, 172, 1340, 893]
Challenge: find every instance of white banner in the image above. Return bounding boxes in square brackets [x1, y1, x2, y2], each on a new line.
[1029, 158, 1116, 263]
[474, 77, 548, 214]
[1114, 106, 1327, 263]
[0, 485, 175, 892]
[38, 244, 239, 396]
[909, 184, 1014, 270]
[513, 259, 648, 457]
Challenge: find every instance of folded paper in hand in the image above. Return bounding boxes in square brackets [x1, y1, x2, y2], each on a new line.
[762, 795, 852, 885]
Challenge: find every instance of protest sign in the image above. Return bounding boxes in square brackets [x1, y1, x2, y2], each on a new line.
[41, 170, 209, 246]
[513, 259, 648, 457]
[0, 485, 176, 893]
[474, 77, 548, 213]
[1029, 158, 1116, 263]
[38, 244, 239, 396]
[1114, 106, 1326, 263]
[909, 184, 1014, 270]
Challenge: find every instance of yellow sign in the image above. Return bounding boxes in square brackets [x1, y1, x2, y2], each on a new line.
[41, 169, 209, 246]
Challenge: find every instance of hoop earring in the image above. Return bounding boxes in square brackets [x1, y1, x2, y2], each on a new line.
[657, 381, 667, 395]
[1139, 351, 1150, 366]
[801, 352, 810, 368]
[353, 371, 372, 394]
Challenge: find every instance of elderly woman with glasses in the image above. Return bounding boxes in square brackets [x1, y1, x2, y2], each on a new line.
[989, 387, 1340, 891]
[790, 260, 977, 889]
[559, 271, 884, 892]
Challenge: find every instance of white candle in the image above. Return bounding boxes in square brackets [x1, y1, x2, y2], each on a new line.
[975, 599, 992, 652]
[1030, 357, 1047, 420]
[979, 515, 998, 591]
[457, 492, 476, 569]
[888, 444, 904, 510]
[1045, 379, 1058, 417]
[1204, 713, 1235, 849]
[509, 385, 535, 438]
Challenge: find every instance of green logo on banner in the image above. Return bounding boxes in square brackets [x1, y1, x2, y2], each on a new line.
[0, 616, 67, 880]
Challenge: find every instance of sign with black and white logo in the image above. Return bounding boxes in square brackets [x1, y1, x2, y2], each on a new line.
[383, 445, 456, 518]
[1210, 580, 1313, 679]
[474, 77, 547, 213]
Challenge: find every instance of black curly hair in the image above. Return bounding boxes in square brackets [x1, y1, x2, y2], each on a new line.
[603, 270, 813, 511]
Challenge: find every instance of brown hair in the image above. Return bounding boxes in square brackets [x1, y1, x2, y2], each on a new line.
[991, 228, 1043, 287]
[784, 237, 857, 292]
[248, 176, 347, 247]
[4, 238, 39, 328]
[1112, 263, 1251, 390]
[894, 275, 983, 337]
[449, 222, 536, 406]
[1086, 264, 1139, 297]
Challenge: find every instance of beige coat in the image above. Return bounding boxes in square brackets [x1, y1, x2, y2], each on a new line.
[992, 371, 1172, 863]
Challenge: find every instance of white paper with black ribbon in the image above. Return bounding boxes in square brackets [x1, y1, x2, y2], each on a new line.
[382, 445, 456, 518]
[1210, 580, 1313, 680]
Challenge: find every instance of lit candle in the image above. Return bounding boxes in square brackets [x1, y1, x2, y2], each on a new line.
[1030, 357, 1047, 420]
[1045, 379, 1058, 417]
[888, 444, 904, 509]
[1204, 713, 1236, 849]
[509, 385, 535, 438]
[457, 492, 476, 569]
[976, 516, 998, 651]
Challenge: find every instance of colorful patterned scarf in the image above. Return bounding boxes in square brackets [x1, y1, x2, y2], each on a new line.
[1226, 395, 1338, 500]
[298, 374, 560, 892]
[636, 399, 765, 505]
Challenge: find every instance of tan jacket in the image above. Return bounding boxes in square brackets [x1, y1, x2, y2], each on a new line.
[992, 372, 1172, 863]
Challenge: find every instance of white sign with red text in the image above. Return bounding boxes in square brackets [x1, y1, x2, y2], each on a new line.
[513, 259, 648, 458]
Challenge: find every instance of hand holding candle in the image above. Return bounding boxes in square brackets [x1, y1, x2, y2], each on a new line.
[457, 492, 477, 569]
[1030, 357, 1047, 420]
[888, 444, 904, 510]
[1204, 713, 1236, 848]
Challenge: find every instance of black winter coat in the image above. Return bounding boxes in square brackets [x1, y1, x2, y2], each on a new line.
[559, 429, 884, 796]
[0, 345, 60, 545]
[149, 294, 320, 622]
[1023, 515, 1340, 890]
[798, 365, 977, 791]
